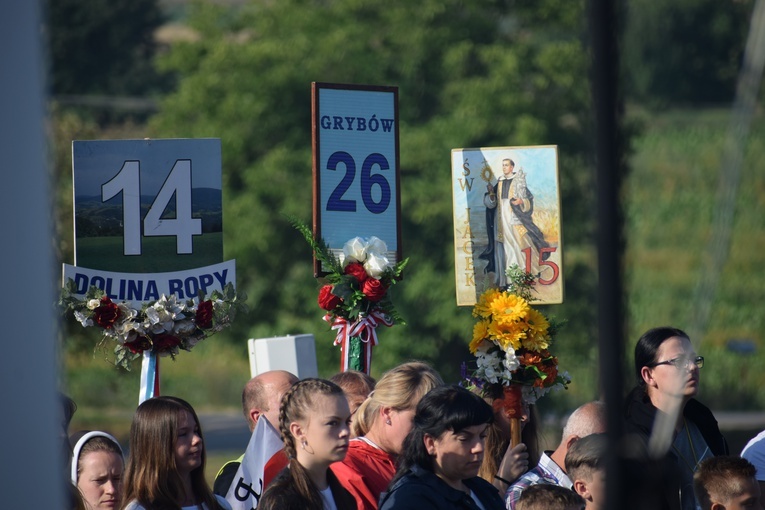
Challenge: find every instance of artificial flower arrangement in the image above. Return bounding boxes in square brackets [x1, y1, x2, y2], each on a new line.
[462, 265, 570, 405]
[292, 219, 407, 373]
[60, 281, 246, 370]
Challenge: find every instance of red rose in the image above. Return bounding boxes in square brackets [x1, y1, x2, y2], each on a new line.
[195, 300, 214, 329]
[344, 262, 368, 284]
[93, 296, 121, 329]
[124, 336, 151, 354]
[153, 333, 181, 352]
[318, 285, 342, 311]
[362, 278, 387, 302]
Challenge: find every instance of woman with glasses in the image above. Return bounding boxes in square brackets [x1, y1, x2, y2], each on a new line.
[624, 326, 728, 510]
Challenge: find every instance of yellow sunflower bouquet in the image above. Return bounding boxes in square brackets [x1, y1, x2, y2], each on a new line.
[463, 265, 570, 404]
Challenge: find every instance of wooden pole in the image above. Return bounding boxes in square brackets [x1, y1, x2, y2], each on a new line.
[510, 417, 522, 447]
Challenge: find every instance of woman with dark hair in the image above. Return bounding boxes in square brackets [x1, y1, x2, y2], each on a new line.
[624, 326, 728, 510]
[378, 385, 506, 510]
[259, 378, 356, 510]
[121, 396, 231, 510]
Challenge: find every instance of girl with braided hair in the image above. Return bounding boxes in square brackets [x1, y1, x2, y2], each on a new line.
[259, 378, 355, 510]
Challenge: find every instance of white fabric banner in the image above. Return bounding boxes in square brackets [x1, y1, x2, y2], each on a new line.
[225, 417, 284, 510]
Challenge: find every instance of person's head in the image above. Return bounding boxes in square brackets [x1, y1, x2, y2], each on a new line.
[271, 378, 349, 509]
[70, 431, 124, 510]
[279, 378, 350, 468]
[354, 361, 443, 454]
[560, 401, 607, 448]
[565, 433, 608, 509]
[635, 327, 702, 405]
[60, 393, 78, 469]
[502, 158, 516, 177]
[516, 484, 586, 510]
[478, 384, 540, 480]
[60, 393, 77, 432]
[397, 385, 493, 489]
[122, 396, 219, 510]
[693, 456, 762, 510]
[329, 370, 376, 418]
[242, 370, 298, 432]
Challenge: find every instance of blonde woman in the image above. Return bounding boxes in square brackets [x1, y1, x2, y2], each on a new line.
[330, 361, 444, 510]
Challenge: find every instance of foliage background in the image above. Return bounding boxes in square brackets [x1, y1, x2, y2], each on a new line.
[51, 0, 765, 422]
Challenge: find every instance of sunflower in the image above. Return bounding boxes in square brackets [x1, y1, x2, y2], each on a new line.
[488, 320, 525, 351]
[522, 331, 550, 352]
[523, 308, 550, 336]
[473, 288, 502, 318]
[470, 320, 490, 354]
[488, 292, 531, 325]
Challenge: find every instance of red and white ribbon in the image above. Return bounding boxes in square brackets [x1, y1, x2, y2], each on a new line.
[325, 311, 394, 372]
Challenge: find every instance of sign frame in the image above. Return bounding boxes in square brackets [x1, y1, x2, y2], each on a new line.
[72, 138, 223, 274]
[452, 145, 564, 306]
[311, 82, 402, 276]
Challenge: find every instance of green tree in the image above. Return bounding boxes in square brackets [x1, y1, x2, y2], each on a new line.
[47, 0, 166, 97]
[623, 0, 752, 105]
[146, 0, 596, 406]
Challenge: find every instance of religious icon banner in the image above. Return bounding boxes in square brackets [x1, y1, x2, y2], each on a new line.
[451, 145, 563, 306]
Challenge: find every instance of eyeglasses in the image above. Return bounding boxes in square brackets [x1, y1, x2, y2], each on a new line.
[649, 356, 704, 370]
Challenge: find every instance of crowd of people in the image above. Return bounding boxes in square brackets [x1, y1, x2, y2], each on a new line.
[64, 326, 765, 509]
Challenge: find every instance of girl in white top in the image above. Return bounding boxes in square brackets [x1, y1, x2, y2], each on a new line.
[120, 396, 231, 510]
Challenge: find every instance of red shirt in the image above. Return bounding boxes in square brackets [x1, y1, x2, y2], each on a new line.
[331, 438, 397, 510]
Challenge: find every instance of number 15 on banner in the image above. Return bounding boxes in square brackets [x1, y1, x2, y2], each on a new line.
[312, 83, 402, 276]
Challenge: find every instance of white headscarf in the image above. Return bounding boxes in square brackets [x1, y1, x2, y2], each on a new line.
[70, 431, 123, 483]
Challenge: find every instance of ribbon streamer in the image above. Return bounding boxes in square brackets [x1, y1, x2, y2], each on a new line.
[325, 311, 394, 373]
[139, 351, 161, 404]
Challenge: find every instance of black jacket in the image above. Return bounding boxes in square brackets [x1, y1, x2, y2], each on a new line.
[624, 386, 728, 457]
[259, 467, 356, 510]
[622, 387, 729, 510]
[379, 464, 505, 510]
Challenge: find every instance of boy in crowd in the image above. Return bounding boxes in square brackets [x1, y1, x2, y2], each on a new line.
[693, 456, 762, 510]
[565, 433, 608, 510]
[516, 484, 585, 510]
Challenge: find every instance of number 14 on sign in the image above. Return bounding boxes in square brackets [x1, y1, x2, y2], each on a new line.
[102, 159, 201, 256]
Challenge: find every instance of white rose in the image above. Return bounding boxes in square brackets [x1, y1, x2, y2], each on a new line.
[364, 252, 391, 278]
[343, 237, 368, 263]
[365, 236, 388, 257]
[86, 299, 100, 310]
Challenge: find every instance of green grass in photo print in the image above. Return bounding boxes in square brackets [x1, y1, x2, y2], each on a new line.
[75, 232, 223, 272]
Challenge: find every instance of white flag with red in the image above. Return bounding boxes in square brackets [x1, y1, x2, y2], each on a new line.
[225, 417, 285, 510]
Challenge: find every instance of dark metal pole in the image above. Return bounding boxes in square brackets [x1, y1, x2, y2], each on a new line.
[588, 0, 625, 508]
